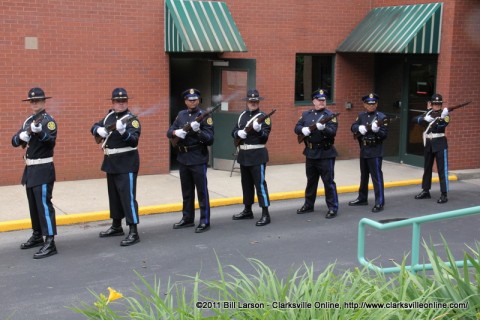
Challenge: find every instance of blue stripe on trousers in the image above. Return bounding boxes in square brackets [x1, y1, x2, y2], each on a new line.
[41, 184, 54, 235]
[129, 172, 138, 224]
[260, 164, 269, 207]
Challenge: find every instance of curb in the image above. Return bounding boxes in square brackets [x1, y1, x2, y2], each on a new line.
[0, 176, 457, 233]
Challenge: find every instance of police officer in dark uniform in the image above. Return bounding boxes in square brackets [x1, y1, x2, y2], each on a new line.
[295, 89, 339, 218]
[91, 88, 142, 246]
[231, 89, 272, 226]
[349, 93, 388, 212]
[413, 93, 450, 203]
[11, 87, 58, 259]
[167, 89, 214, 233]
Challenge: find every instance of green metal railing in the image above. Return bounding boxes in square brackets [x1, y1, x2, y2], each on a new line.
[358, 206, 480, 273]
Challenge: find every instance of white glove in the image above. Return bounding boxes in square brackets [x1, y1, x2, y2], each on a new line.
[371, 121, 380, 133]
[301, 127, 311, 136]
[190, 121, 200, 132]
[424, 115, 434, 123]
[174, 129, 187, 139]
[116, 120, 126, 135]
[316, 123, 326, 131]
[253, 120, 261, 132]
[441, 108, 449, 118]
[31, 122, 42, 133]
[19, 131, 31, 142]
[96, 127, 109, 138]
[237, 129, 247, 139]
[359, 125, 367, 135]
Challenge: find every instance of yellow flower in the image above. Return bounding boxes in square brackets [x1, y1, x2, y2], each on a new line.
[106, 287, 123, 304]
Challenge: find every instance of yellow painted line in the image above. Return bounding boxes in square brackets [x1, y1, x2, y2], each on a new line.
[0, 175, 457, 233]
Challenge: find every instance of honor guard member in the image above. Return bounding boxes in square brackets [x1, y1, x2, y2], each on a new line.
[11, 87, 58, 259]
[294, 89, 339, 219]
[231, 89, 272, 226]
[349, 93, 388, 212]
[167, 89, 214, 233]
[413, 93, 450, 203]
[91, 88, 141, 246]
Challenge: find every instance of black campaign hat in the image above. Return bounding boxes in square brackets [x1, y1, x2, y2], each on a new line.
[362, 93, 379, 104]
[430, 93, 443, 104]
[182, 88, 201, 100]
[111, 88, 129, 100]
[22, 87, 52, 101]
[242, 89, 264, 101]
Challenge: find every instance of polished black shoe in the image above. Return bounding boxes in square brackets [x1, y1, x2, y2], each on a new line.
[33, 237, 57, 259]
[20, 232, 44, 249]
[256, 211, 271, 226]
[415, 190, 431, 199]
[99, 226, 124, 238]
[173, 219, 195, 229]
[232, 209, 254, 220]
[437, 193, 448, 204]
[372, 205, 384, 213]
[296, 205, 314, 214]
[195, 223, 210, 233]
[348, 199, 368, 206]
[325, 210, 337, 219]
[120, 225, 140, 246]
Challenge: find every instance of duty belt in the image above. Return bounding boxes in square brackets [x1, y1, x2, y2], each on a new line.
[306, 142, 331, 149]
[177, 144, 203, 153]
[425, 133, 445, 139]
[361, 138, 379, 147]
[239, 144, 265, 150]
[104, 147, 137, 156]
[24, 157, 53, 166]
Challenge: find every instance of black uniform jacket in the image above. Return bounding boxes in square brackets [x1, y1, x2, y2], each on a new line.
[413, 110, 449, 152]
[294, 108, 338, 159]
[351, 111, 388, 158]
[91, 109, 141, 174]
[166, 107, 214, 166]
[232, 109, 271, 166]
[11, 109, 57, 187]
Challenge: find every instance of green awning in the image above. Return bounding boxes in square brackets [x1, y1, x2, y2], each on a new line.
[165, 0, 247, 53]
[337, 3, 443, 54]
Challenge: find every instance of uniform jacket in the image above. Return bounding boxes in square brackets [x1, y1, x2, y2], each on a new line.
[413, 109, 449, 152]
[232, 108, 271, 166]
[166, 107, 214, 166]
[91, 109, 141, 174]
[351, 111, 389, 158]
[11, 109, 57, 187]
[294, 108, 338, 159]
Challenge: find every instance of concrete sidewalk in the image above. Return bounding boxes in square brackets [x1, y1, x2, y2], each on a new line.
[0, 159, 464, 232]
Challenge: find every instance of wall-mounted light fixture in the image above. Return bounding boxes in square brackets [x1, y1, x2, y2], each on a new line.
[345, 102, 353, 110]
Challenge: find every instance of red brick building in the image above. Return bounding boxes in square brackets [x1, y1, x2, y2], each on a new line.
[2, 0, 479, 185]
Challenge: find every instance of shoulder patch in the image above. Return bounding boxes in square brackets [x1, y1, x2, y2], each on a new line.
[207, 117, 213, 125]
[47, 121, 56, 131]
[131, 119, 140, 128]
[444, 115, 450, 123]
[331, 117, 337, 123]
[264, 117, 271, 125]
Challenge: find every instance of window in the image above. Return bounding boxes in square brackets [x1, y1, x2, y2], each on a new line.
[295, 54, 334, 104]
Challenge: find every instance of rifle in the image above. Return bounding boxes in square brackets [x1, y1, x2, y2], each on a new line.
[20, 110, 45, 149]
[170, 104, 221, 148]
[95, 114, 137, 144]
[353, 116, 398, 140]
[234, 109, 276, 147]
[428, 100, 471, 118]
[297, 112, 340, 144]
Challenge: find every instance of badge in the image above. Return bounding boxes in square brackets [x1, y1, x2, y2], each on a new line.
[132, 120, 140, 128]
[47, 121, 56, 130]
[264, 117, 271, 125]
[207, 117, 213, 125]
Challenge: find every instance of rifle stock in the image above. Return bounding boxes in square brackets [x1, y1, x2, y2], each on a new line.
[297, 112, 340, 144]
[95, 114, 137, 144]
[234, 109, 276, 147]
[20, 110, 45, 149]
[170, 104, 220, 148]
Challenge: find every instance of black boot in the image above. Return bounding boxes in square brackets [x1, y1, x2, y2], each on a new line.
[256, 208, 271, 226]
[232, 206, 254, 220]
[99, 219, 124, 237]
[121, 225, 140, 246]
[20, 231, 44, 249]
[437, 193, 448, 204]
[415, 190, 431, 199]
[33, 236, 57, 259]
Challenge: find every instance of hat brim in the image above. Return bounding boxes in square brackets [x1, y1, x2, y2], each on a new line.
[365, 100, 378, 104]
[110, 97, 130, 100]
[22, 96, 52, 101]
[242, 97, 264, 101]
[185, 95, 200, 100]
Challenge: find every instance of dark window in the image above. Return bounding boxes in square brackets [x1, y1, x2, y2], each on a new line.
[295, 54, 334, 104]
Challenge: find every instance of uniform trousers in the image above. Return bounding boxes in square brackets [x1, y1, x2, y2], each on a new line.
[240, 164, 270, 208]
[422, 148, 448, 193]
[26, 183, 57, 236]
[304, 157, 338, 211]
[179, 163, 210, 224]
[106, 172, 139, 225]
[358, 157, 385, 206]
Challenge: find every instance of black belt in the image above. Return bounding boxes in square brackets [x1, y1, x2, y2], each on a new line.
[361, 138, 380, 146]
[306, 142, 332, 150]
[177, 144, 203, 153]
